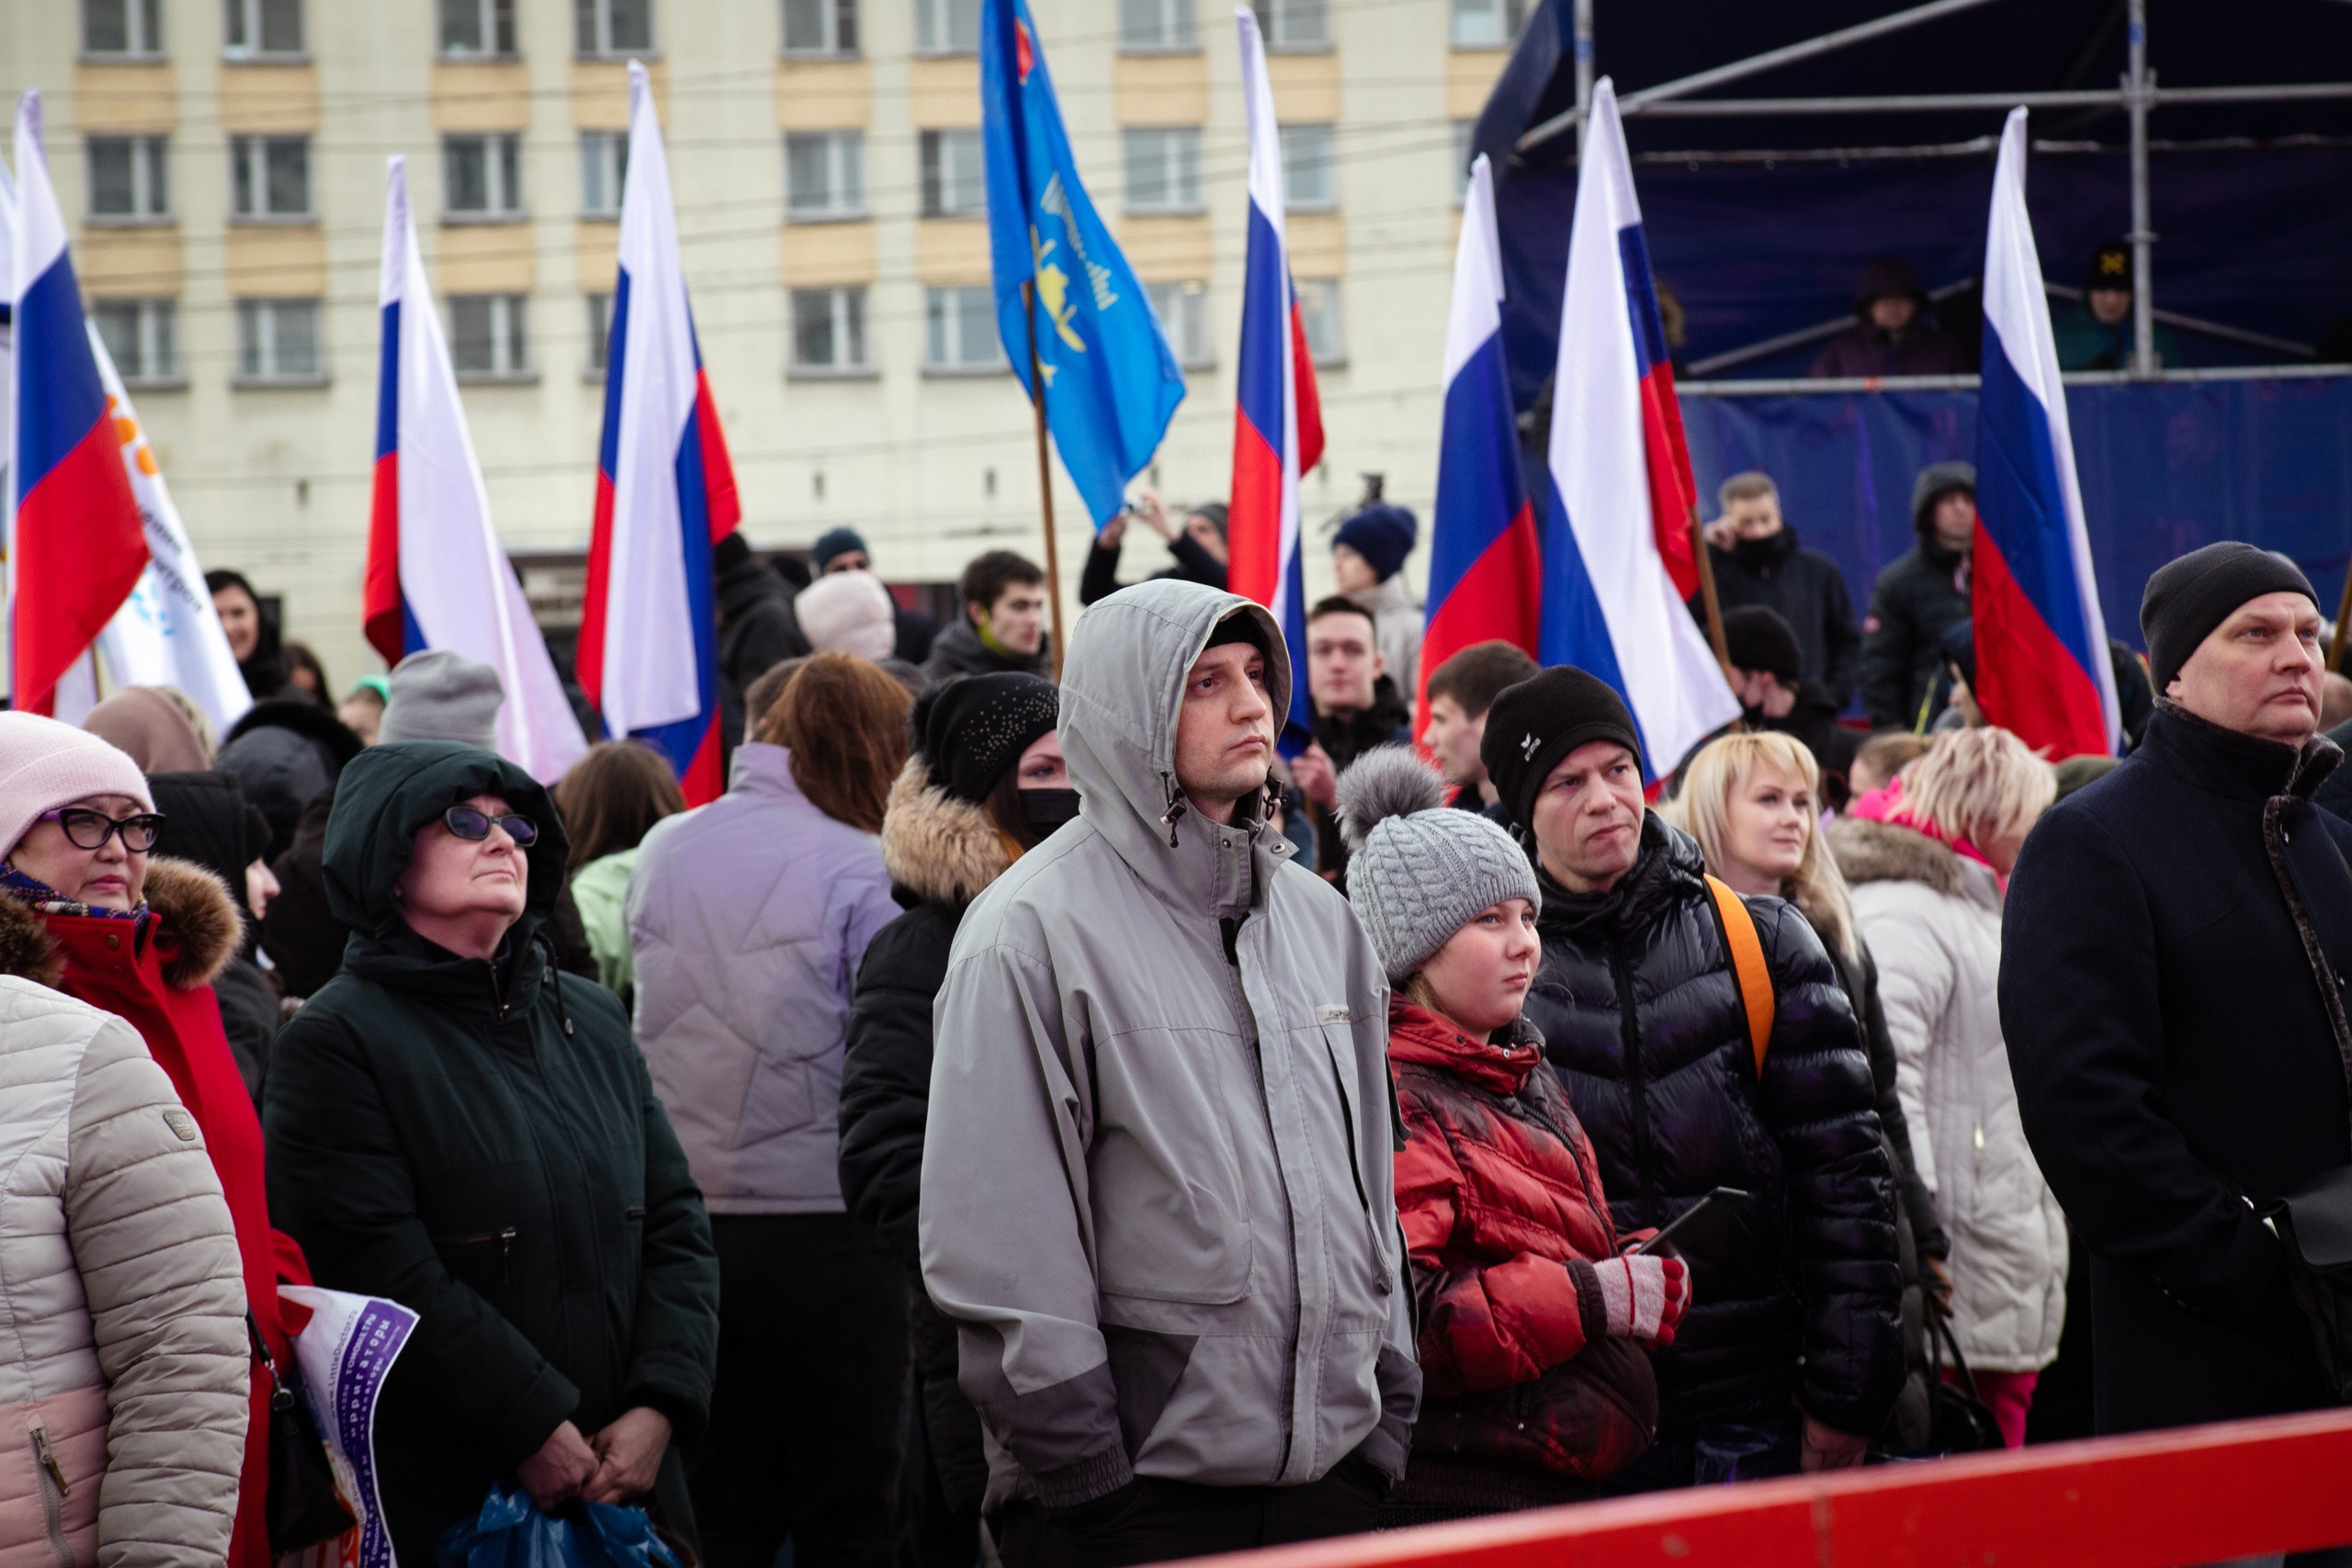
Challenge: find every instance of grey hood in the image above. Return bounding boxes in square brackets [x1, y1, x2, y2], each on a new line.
[1059, 579, 1291, 910]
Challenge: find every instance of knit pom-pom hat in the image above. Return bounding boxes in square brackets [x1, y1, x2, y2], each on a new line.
[1339, 746, 1540, 983]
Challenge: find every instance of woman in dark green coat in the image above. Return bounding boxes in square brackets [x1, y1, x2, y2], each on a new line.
[263, 741, 718, 1563]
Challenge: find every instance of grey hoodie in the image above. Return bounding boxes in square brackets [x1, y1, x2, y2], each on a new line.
[920, 580, 1420, 1512]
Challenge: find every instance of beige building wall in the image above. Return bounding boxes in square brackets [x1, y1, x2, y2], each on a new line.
[0, 0, 1510, 685]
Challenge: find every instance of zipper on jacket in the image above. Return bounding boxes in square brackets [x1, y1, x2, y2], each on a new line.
[1320, 1037, 1393, 1297]
[1608, 937, 1665, 1221]
[31, 1425, 73, 1568]
[441, 1226, 519, 1285]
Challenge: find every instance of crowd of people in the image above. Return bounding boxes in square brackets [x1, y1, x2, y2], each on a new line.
[5, 494, 2349, 1568]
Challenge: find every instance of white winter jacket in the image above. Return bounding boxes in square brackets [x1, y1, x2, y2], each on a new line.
[0, 976, 249, 1568]
[1831, 818, 2068, 1375]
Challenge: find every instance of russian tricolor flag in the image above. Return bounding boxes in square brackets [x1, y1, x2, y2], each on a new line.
[577, 62, 741, 806]
[1972, 108, 2120, 759]
[365, 154, 587, 781]
[1540, 79, 1738, 777]
[7, 89, 148, 716]
[1227, 5, 1325, 750]
[1418, 152, 1541, 740]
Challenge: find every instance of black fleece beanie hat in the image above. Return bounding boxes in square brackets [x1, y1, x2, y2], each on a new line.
[1723, 606, 1804, 687]
[2140, 541, 2317, 694]
[914, 672, 1059, 805]
[1480, 667, 1644, 832]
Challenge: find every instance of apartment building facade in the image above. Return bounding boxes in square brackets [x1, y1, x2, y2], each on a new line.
[3, 0, 1518, 683]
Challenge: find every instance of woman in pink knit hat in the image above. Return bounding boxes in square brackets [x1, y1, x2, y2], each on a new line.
[0, 711, 311, 1568]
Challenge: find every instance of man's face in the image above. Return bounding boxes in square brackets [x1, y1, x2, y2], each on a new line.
[1420, 694, 1488, 790]
[2088, 287, 2132, 327]
[978, 581, 1047, 655]
[1306, 611, 1380, 716]
[1172, 641, 1275, 819]
[823, 550, 871, 575]
[1869, 295, 1919, 333]
[2168, 591, 2325, 747]
[1931, 491, 1977, 554]
[1529, 740, 1646, 895]
[1186, 513, 1230, 566]
[1724, 494, 1783, 543]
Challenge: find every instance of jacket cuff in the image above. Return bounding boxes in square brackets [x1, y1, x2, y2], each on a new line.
[487, 1364, 584, 1472]
[1566, 1258, 1609, 1344]
[625, 1382, 708, 1449]
[1032, 1447, 1134, 1509]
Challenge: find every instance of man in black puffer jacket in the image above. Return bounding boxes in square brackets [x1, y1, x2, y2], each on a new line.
[1860, 462, 1977, 731]
[1481, 669, 1902, 1485]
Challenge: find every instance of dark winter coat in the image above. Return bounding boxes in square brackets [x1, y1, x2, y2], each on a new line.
[147, 770, 278, 1098]
[1696, 528, 1861, 709]
[215, 699, 365, 860]
[2003, 704, 2352, 1432]
[838, 760, 1010, 1520]
[1524, 816, 1903, 1439]
[1310, 678, 1416, 877]
[924, 616, 1052, 682]
[1860, 541, 1971, 731]
[716, 551, 811, 761]
[263, 743, 719, 1564]
[1389, 1001, 1656, 1496]
[1078, 530, 1228, 606]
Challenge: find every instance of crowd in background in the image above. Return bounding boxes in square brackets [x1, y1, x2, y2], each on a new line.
[4, 474, 2349, 1568]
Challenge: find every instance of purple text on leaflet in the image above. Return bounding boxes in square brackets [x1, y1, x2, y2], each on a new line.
[333, 1300, 416, 1568]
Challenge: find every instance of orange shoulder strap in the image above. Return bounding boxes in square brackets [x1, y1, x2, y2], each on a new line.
[1705, 874, 1774, 1077]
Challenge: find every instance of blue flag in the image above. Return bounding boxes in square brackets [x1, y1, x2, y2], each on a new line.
[981, 0, 1185, 526]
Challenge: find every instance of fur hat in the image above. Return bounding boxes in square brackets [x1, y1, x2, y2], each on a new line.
[0, 713, 154, 862]
[1339, 747, 1540, 983]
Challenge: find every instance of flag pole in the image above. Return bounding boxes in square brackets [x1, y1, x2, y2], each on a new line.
[1687, 504, 1733, 671]
[2331, 558, 2352, 672]
[1021, 281, 1069, 682]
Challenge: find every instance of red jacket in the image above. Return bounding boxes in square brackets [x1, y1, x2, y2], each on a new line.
[1390, 1000, 1657, 1482]
[2, 859, 309, 1568]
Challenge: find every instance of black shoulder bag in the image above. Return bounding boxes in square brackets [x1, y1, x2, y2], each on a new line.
[2254, 1170, 2352, 1403]
[1922, 1301, 2003, 1453]
[249, 1314, 357, 1553]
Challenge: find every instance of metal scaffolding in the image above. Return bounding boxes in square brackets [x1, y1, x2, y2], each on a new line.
[1514, 0, 2352, 377]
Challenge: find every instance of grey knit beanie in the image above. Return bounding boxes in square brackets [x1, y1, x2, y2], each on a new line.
[1339, 747, 1541, 983]
[379, 649, 504, 750]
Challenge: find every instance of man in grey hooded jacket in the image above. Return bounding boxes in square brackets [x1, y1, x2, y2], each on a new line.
[921, 580, 1419, 1567]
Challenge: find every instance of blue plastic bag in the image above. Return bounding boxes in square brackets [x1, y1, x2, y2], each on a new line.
[436, 1484, 684, 1568]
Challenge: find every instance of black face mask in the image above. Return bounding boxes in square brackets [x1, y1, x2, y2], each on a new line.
[1022, 788, 1080, 831]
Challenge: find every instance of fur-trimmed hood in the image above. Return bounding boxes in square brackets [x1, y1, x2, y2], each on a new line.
[1826, 815, 1968, 897]
[880, 758, 1013, 908]
[0, 856, 243, 991]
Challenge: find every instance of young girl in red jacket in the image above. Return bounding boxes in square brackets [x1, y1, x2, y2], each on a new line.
[1339, 748, 1690, 1519]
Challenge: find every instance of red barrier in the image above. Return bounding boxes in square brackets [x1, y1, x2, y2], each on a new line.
[1209, 1410, 2352, 1568]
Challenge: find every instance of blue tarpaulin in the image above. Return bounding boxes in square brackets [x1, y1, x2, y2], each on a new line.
[1679, 375, 2352, 652]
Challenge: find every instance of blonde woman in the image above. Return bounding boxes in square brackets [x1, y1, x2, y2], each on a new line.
[1826, 727, 2064, 1448]
[1670, 734, 1948, 1449]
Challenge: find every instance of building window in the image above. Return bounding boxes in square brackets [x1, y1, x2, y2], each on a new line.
[1280, 122, 1335, 210]
[1120, 0, 1194, 51]
[921, 130, 985, 218]
[450, 294, 531, 378]
[1449, 0, 1522, 48]
[1146, 280, 1212, 369]
[1122, 127, 1202, 215]
[914, 0, 979, 56]
[446, 134, 525, 220]
[94, 299, 180, 384]
[222, 0, 303, 57]
[439, 0, 518, 57]
[925, 286, 1003, 371]
[88, 136, 171, 220]
[581, 130, 628, 218]
[1252, 0, 1326, 51]
[1295, 276, 1343, 366]
[575, 0, 652, 56]
[786, 130, 866, 220]
[790, 288, 870, 374]
[585, 291, 613, 373]
[783, 0, 857, 55]
[84, 0, 165, 57]
[230, 135, 311, 220]
[235, 298, 322, 381]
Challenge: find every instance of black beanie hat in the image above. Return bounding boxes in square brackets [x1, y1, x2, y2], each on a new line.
[2140, 541, 2318, 694]
[1480, 667, 1645, 831]
[1723, 606, 1803, 686]
[913, 672, 1059, 806]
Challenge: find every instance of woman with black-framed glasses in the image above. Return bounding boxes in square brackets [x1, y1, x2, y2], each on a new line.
[264, 740, 718, 1564]
[0, 709, 303, 1568]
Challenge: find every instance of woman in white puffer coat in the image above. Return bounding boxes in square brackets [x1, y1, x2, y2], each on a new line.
[1828, 727, 2066, 1451]
[0, 973, 249, 1567]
